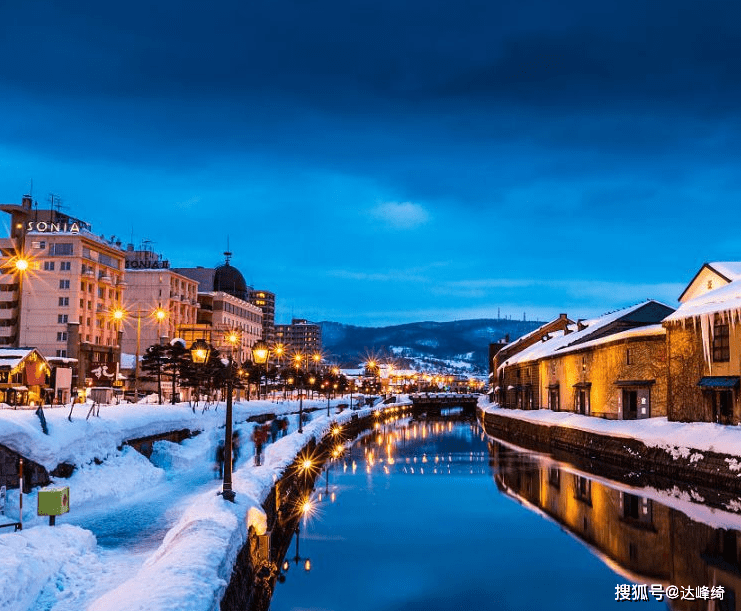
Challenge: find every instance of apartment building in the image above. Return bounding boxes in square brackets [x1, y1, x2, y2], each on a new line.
[121, 244, 199, 356]
[0, 196, 127, 389]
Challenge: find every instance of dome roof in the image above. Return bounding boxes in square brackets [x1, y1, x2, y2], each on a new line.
[213, 263, 248, 301]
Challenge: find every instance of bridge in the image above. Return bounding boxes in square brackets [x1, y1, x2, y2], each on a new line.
[408, 392, 479, 415]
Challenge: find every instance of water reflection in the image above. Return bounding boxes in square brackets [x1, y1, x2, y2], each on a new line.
[490, 439, 741, 610]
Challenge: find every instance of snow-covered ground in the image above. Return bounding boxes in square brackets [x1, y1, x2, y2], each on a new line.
[479, 398, 741, 458]
[0, 395, 397, 611]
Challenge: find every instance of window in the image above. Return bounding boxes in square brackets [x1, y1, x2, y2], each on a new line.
[43, 261, 55, 271]
[80, 298, 84, 308]
[50, 243, 73, 256]
[60, 261, 71, 271]
[58, 297, 69, 306]
[55, 349, 67, 357]
[56, 331, 68, 341]
[713, 322, 730, 362]
[98, 287, 104, 299]
[575, 475, 592, 504]
[59, 279, 70, 289]
[32, 241, 46, 249]
[57, 314, 68, 324]
[626, 348, 632, 365]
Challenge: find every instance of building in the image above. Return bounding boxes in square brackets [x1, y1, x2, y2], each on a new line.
[274, 318, 322, 356]
[174, 255, 263, 363]
[122, 243, 199, 356]
[0, 196, 127, 391]
[496, 301, 675, 418]
[0, 348, 51, 406]
[664, 264, 741, 424]
[249, 289, 275, 344]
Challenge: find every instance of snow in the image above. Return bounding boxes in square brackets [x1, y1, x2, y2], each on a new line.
[498, 301, 669, 370]
[0, 396, 383, 611]
[479, 399, 741, 458]
[663, 278, 741, 370]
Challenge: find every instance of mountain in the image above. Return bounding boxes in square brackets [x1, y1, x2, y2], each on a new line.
[319, 318, 545, 374]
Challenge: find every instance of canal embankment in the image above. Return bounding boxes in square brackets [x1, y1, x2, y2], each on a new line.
[479, 400, 741, 492]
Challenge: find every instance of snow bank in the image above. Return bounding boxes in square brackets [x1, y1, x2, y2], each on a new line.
[479, 399, 741, 457]
[85, 404, 377, 611]
[0, 398, 334, 471]
[0, 525, 97, 611]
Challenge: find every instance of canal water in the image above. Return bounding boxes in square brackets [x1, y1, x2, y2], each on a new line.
[267, 412, 741, 611]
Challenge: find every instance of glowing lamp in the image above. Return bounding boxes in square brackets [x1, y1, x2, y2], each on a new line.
[190, 338, 211, 364]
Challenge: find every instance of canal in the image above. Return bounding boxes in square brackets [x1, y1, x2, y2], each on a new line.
[264, 410, 741, 611]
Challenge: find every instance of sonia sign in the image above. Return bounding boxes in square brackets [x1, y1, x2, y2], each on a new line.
[26, 221, 81, 233]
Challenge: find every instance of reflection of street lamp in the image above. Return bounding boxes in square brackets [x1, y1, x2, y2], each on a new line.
[192, 338, 235, 502]
[252, 341, 269, 400]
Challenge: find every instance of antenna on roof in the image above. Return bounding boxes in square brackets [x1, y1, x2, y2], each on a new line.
[224, 235, 232, 265]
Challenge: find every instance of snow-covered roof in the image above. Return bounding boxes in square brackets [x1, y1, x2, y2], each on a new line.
[707, 262, 741, 281]
[664, 278, 741, 323]
[498, 301, 669, 369]
[0, 348, 45, 370]
[499, 315, 570, 353]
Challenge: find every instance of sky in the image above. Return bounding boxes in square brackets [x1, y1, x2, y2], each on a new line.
[2, 0, 741, 327]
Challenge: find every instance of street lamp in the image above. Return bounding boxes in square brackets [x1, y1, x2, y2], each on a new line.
[293, 353, 305, 433]
[113, 305, 168, 402]
[272, 343, 286, 400]
[192, 338, 235, 502]
[252, 341, 269, 400]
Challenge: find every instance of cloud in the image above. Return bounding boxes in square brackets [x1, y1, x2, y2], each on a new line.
[370, 201, 430, 228]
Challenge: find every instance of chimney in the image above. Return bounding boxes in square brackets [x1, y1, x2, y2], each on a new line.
[21, 195, 32, 209]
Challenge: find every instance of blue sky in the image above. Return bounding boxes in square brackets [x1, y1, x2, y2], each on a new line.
[2, 0, 741, 326]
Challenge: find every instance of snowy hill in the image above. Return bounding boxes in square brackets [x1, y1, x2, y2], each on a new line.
[320, 318, 545, 373]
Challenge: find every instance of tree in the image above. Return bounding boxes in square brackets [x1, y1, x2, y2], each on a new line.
[140, 344, 168, 404]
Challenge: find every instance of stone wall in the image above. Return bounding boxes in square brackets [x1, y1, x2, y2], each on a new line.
[0, 444, 49, 491]
[480, 408, 741, 492]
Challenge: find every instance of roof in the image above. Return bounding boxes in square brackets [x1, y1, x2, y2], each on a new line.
[677, 261, 741, 302]
[0, 348, 46, 370]
[498, 301, 672, 370]
[664, 278, 741, 323]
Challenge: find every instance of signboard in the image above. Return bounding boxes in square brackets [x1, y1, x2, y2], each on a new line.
[25, 362, 47, 386]
[37, 486, 70, 516]
[54, 367, 73, 391]
[125, 259, 169, 269]
[26, 221, 80, 234]
[89, 361, 116, 387]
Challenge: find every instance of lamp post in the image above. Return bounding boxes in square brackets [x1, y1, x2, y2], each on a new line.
[272, 343, 286, 401]
[113, 306, 168, 402]
[252, 341, 269, 400]
[12, 255, 28, 349]
[192, 338, 235, 502]
[293, 353, 305, 434]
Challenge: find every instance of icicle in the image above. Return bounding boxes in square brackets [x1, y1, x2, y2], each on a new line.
[700, 313, 713, 374]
